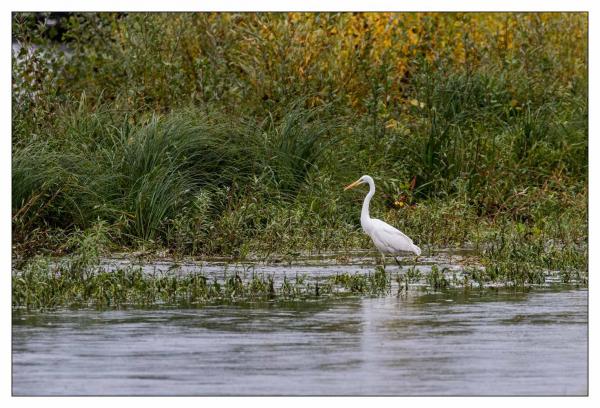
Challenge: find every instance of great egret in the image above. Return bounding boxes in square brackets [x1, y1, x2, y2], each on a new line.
[344, 175, 421, 267]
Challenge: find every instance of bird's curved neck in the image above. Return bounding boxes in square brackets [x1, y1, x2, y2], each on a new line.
[361, 180, 375, 224]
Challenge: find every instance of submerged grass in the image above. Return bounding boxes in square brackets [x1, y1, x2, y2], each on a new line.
[13, 249, 586, 310]
[12, 260, 393, 310]
[11, 223, 586, 310]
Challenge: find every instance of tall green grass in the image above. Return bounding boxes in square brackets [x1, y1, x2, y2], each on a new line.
[12, 101, 343, 251]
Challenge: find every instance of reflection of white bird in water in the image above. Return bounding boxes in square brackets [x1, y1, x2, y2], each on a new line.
[344, 175, 421, 267]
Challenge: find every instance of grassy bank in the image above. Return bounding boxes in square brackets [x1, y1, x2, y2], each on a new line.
[12, 13, 587, 302]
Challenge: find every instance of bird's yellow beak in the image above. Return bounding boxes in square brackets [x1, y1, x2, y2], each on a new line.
[344, 179, 362, 191]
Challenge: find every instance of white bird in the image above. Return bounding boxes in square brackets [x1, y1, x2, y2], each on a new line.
[344, 175, 421, 267]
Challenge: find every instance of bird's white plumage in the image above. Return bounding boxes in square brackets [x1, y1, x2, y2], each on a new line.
[345, 175, 421, 257]
[364, 218, 420, 256]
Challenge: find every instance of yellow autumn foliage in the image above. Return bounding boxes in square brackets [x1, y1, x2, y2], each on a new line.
[52, 12, 588, 115]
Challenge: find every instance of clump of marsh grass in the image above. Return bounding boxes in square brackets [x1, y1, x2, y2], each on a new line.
[259, 100, 342, 197]
[479, 219, 587, 287]
[329, 268, 391, 295]
[426, 265, 449, 291]
[12, 101, 342, 255]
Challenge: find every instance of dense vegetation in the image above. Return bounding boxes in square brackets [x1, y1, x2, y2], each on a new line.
[12, 13, 587, 290]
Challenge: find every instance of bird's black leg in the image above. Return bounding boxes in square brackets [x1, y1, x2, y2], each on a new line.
[394, 257, 403, 270]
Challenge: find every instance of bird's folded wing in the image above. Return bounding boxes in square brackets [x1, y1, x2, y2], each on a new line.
[370, 218, 416, 253]
[372, 218, 414, 243]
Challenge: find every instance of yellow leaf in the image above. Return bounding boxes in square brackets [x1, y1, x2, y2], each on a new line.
[385, 119, 398, 129]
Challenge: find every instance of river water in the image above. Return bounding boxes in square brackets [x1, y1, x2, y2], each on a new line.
[12, 285, 587, 395]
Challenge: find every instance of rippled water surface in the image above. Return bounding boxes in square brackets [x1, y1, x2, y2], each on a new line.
[13, 286, 587, 395]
